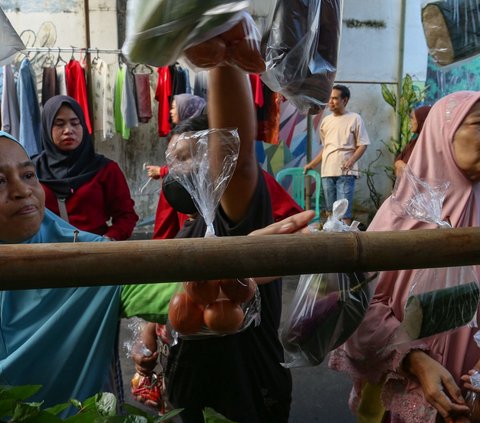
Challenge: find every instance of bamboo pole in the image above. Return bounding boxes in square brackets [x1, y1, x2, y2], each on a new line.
[0, 227, 479, 290]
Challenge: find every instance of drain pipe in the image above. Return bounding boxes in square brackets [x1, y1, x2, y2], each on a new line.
[396, 0, 407, 139]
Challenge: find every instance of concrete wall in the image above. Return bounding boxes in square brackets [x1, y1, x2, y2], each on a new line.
[2, 0, 430, 225]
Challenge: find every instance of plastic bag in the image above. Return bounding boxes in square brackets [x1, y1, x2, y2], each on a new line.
[165, 128, 261, 341]
[421, 0, 480, 66]
[165, 128, 239, 237]
[261, 0, 342, 114]
[0, 7, 25, 66]
[280, 200, 374, 367]
[390, 166, 480, 343]
[122, 0, 265, 72]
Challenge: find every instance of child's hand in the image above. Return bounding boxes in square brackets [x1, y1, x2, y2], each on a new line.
[461, 369, 480, 393]
[132, 349, 159, 376]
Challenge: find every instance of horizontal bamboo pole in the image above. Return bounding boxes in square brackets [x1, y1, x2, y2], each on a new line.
[0, 227, 479, 291]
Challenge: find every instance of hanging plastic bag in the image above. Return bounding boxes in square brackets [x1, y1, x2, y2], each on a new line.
[464, 332, 480, 423]
[421, 0, 480, 66]
[122, 0, 265, 73]
[280, 200, 374, 367]
[164, 128, 261, 341]
[390, 166, 480, 344]
[0, 7, 25, 66]
[261, 0, 343, 114]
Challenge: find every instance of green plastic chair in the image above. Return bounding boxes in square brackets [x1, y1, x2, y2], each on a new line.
[275, 167, 321, 221]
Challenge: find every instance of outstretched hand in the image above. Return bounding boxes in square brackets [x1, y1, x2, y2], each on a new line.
[405, 350, 470, 422]
[248, 210, 316, 237]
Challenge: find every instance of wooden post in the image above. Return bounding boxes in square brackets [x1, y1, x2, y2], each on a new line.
[0, 227, 479, 290]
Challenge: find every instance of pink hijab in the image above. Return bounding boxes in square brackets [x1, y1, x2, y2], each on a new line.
[329, 91, 480, 422]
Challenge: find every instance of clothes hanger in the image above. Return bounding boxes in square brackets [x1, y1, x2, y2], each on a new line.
[132, 63, 154, 74]
[55, 47, 67, 66]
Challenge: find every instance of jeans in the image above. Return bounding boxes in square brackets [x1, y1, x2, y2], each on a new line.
[322, 176, 356, 218]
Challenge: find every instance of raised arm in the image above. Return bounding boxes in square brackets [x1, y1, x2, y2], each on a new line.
[207, 65, 258, 223]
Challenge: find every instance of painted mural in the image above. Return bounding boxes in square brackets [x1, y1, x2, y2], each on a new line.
[425, 54, 480, 103]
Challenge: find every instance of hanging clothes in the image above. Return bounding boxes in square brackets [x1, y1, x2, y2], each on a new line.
[256, 83, 281, 145]
[1, 64, 20, 139]
[133, 72, 153, 123]
[56, 65, 67, 95]
[170, 64, 188, 96]
[122, 65, 138, 131]
[154, 66, 172, 137]
[91, 58, 115, 139]
[193, 70, 208, 100]
[41, 66, 58, 106]
[114, 64, 138, 140]
[17, 58, 42, 156]
[65, 59, 92, 134]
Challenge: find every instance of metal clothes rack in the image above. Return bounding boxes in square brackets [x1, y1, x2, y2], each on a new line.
[22, 47, 123, 55]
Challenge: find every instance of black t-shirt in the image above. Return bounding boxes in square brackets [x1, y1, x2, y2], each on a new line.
[165, 171, 292, 423]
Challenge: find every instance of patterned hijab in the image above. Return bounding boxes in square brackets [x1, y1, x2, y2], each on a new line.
[174, 94, 206, 122]
[33, 95, 110, 198]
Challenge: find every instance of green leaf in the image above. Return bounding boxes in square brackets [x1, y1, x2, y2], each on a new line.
[95, 393, 117, 417]
[0, 398, 16, 419]
[0, 385, 42, 401]
[154, 408, 184, 422]
[202, 407, 237, 423]
[381, 84, 396, 109]
[45, 402, 72, 416]
[11, 402, 42, 421]
[123, 403, 150, 418]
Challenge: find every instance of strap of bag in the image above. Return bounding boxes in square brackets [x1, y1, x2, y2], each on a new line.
[57, 197, 69, 223]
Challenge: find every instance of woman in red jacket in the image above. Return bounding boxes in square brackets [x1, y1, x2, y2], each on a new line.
[34, 95, 139, 240]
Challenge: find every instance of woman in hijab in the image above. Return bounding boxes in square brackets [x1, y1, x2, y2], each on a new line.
[394, 105, 432, 178]
[34, 95, 138, 240]
[145, 93, 206, 181]
[329, 91, 480, 422]
[0, 130, 122, 414]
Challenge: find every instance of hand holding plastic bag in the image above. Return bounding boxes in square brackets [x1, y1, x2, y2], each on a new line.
[281, 200, 374, 367]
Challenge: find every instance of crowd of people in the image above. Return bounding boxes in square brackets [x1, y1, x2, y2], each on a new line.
[1, 29, 480, 423]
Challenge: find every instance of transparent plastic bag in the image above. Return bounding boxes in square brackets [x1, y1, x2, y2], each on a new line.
[421, 0, 480, 66]
[165, 128, 239, 237]
[261, 0, 343, 114]
[122, 0, 265, 72]
[167, 279, 261, 343]
[0, 8, 25, 65]
[390, 166, 480, 344]
[165, 128, 261, 341]
[280, 200, 374, 368]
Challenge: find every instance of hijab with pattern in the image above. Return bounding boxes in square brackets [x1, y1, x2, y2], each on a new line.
[174, 94, 206, 122]
[33, 95, 110, 198]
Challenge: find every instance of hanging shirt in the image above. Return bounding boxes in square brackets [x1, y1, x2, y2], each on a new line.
[56, 65, 67, 95]
[91, 58, 115, 139]
[114, 64, 130, 140]
[41, 66, 58, 106]
[1, 64, 20, 139]
[65, 59, 92, 133]
[154, 66, 172, 137]
[134, 73, 153, 123]
[121, 65, 138, 131]
[193, 70, 208, 99]
[17, 58, 42, 156]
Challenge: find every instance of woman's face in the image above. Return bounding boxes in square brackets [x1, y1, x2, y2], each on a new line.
[453, 101, 480, 182]
[410, 111, 418, 133]
[51, 105, 83, 151]
[170, 100, 179, 124]
[0, 138, 45, 242]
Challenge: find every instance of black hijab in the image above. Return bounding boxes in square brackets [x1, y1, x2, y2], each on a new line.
[33, 95, 110, 198]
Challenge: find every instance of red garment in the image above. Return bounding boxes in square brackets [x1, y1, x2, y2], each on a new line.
[155, 67, 172, 136]
[152, 169, 302, 239]
[134, 73, 153, 123]
[248, 74, 264, 108]
[42, 161, 139, 240]
[65, 60, 92, 133]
